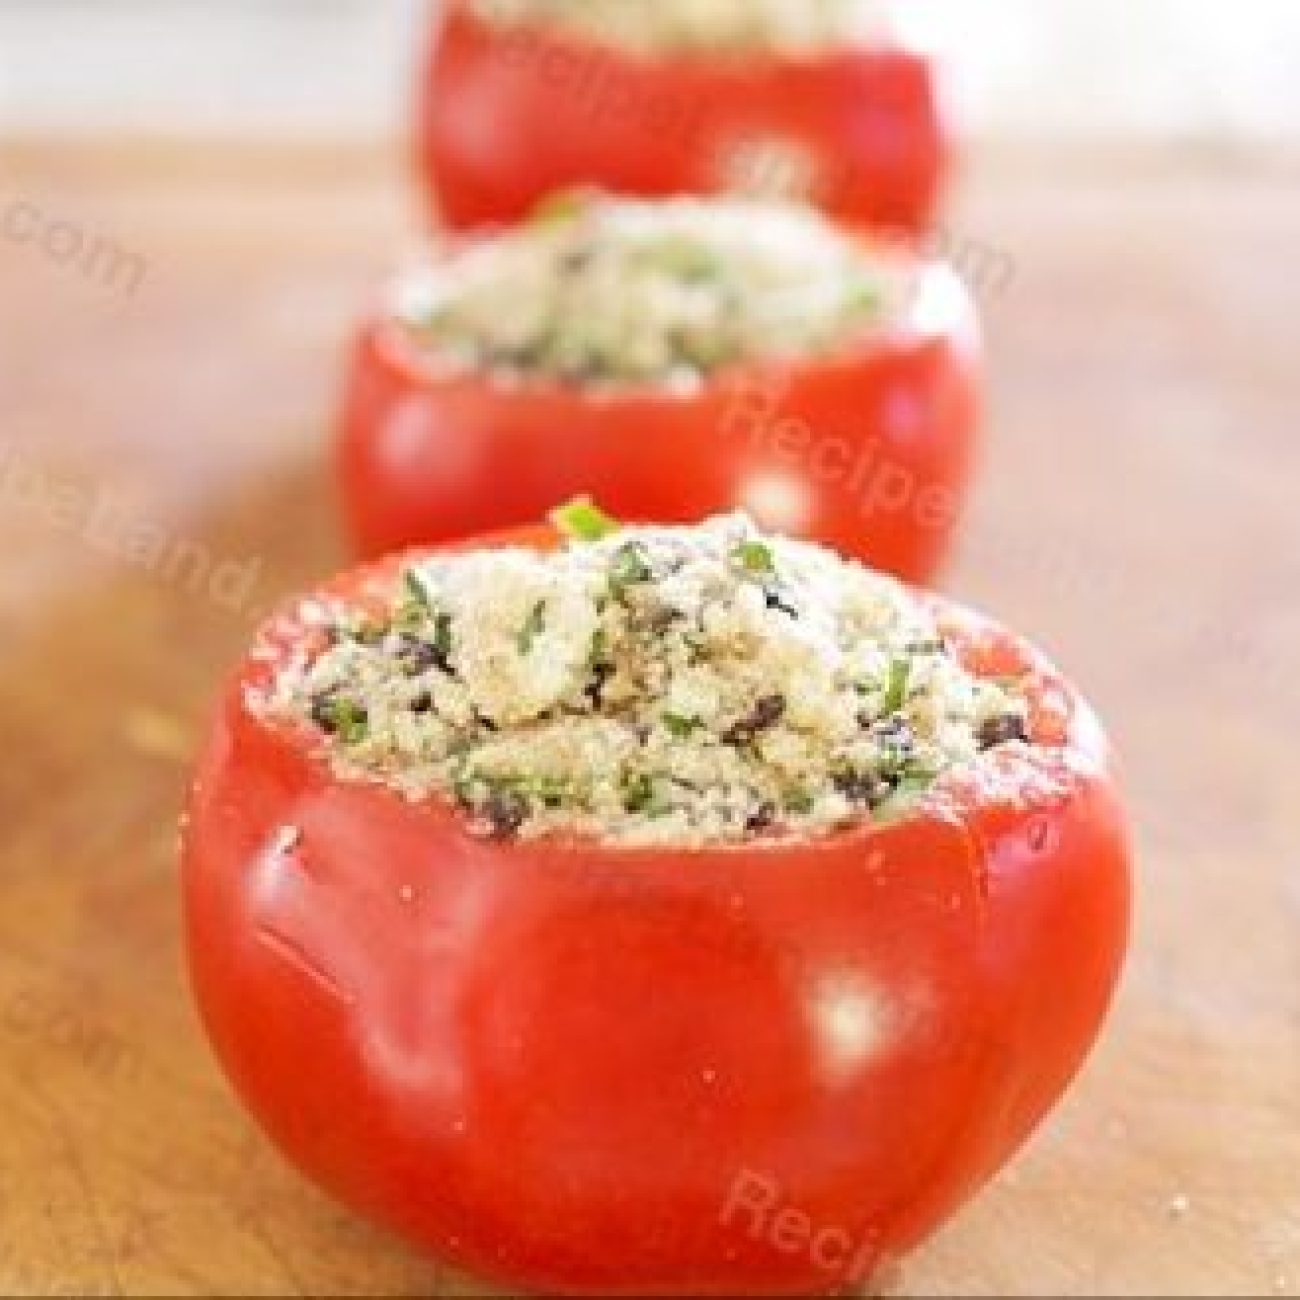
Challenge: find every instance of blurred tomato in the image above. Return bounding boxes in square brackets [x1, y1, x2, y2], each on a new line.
[339, 262, 979, 583]
[418, 0, 949, 233]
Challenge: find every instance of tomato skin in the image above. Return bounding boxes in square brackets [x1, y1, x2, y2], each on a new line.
[181, 535, 1131, 1297]
[338, 265, 979, 584]
[419, 2, 948, 234]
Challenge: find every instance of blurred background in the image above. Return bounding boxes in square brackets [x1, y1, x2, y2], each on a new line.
[1, 3, 1297, 1297]
[4, 0, 1300, 143]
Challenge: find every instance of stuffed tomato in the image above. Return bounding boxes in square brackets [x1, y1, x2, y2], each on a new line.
[339, 193, 980, 584]
[182, 507, 1130, 1298]
[419, 0, 948, 233]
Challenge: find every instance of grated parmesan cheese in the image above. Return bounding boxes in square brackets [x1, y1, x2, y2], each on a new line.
[258, 512, 1032, 847]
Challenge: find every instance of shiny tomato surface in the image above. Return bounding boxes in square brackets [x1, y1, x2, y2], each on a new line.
[182, 526, 1131, 1297]
[419, 1, 949, 233]
[339, 263, 980, 584]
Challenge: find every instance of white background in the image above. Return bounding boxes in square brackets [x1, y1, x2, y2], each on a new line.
[1, 0, 1298, 143]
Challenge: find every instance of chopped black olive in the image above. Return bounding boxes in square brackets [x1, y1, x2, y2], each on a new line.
[834, 769, 886, 807]
[410, 691, 434, 715]
[585, 659, 616, 710]
[397, 631, 453, 678]
[309, 692, 337, 731]
[763, 588, 799, 619]
[978, 713, 1029, 750]
[482, 787, 530, 840]
[745, 801, 778, 834]
[723, 694, 786, 746]
[645, 605, 684, 637]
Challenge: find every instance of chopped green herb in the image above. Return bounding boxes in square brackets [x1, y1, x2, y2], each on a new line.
[783, 787, 815, 815]
[517, 599, 548, 655]
[609, 541, 653, 596]
[531, 189, 587, 227]
[312, 695, 369, 745]
[846, 280, 882, 316]
[433, 611, 453, 658]
[457, 770, 572, 818]
[403, 567, 435, 611]
[662, 712, 703, 739]
[550, 496, 622, 543]
[881, 657, 911, 715]
[621, 773, 659, 815]
[733, 539, 776, 577]
[528, 775, 572, 809]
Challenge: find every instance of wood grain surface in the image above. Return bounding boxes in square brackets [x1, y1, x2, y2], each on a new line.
[0, 140, 1297, 1298]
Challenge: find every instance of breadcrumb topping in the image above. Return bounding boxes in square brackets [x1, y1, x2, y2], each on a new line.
[472, 0, 893, 57]
[259, 511, 1031, 847]
[395, 194, 903, 391]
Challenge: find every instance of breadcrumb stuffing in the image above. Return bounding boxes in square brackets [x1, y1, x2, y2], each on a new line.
[259, 513, 1031, 847]
[472, 0, 893, 57]
[395, 194, 905, 391]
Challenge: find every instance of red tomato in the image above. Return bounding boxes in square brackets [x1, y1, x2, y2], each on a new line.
[418, 1, 949, 234]
[339, 262, 980, 584]
[182, 526, 1131, 1297]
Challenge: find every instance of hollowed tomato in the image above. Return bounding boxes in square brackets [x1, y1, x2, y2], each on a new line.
[182, 524, 1131, 1297]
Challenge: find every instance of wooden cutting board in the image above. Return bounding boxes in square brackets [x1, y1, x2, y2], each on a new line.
[1, 140, 1297, 1297]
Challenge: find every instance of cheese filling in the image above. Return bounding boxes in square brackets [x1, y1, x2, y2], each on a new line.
[471, 0, 894, 57]
[261, 509, 1031, 847]
[396, 195, 903, 390]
